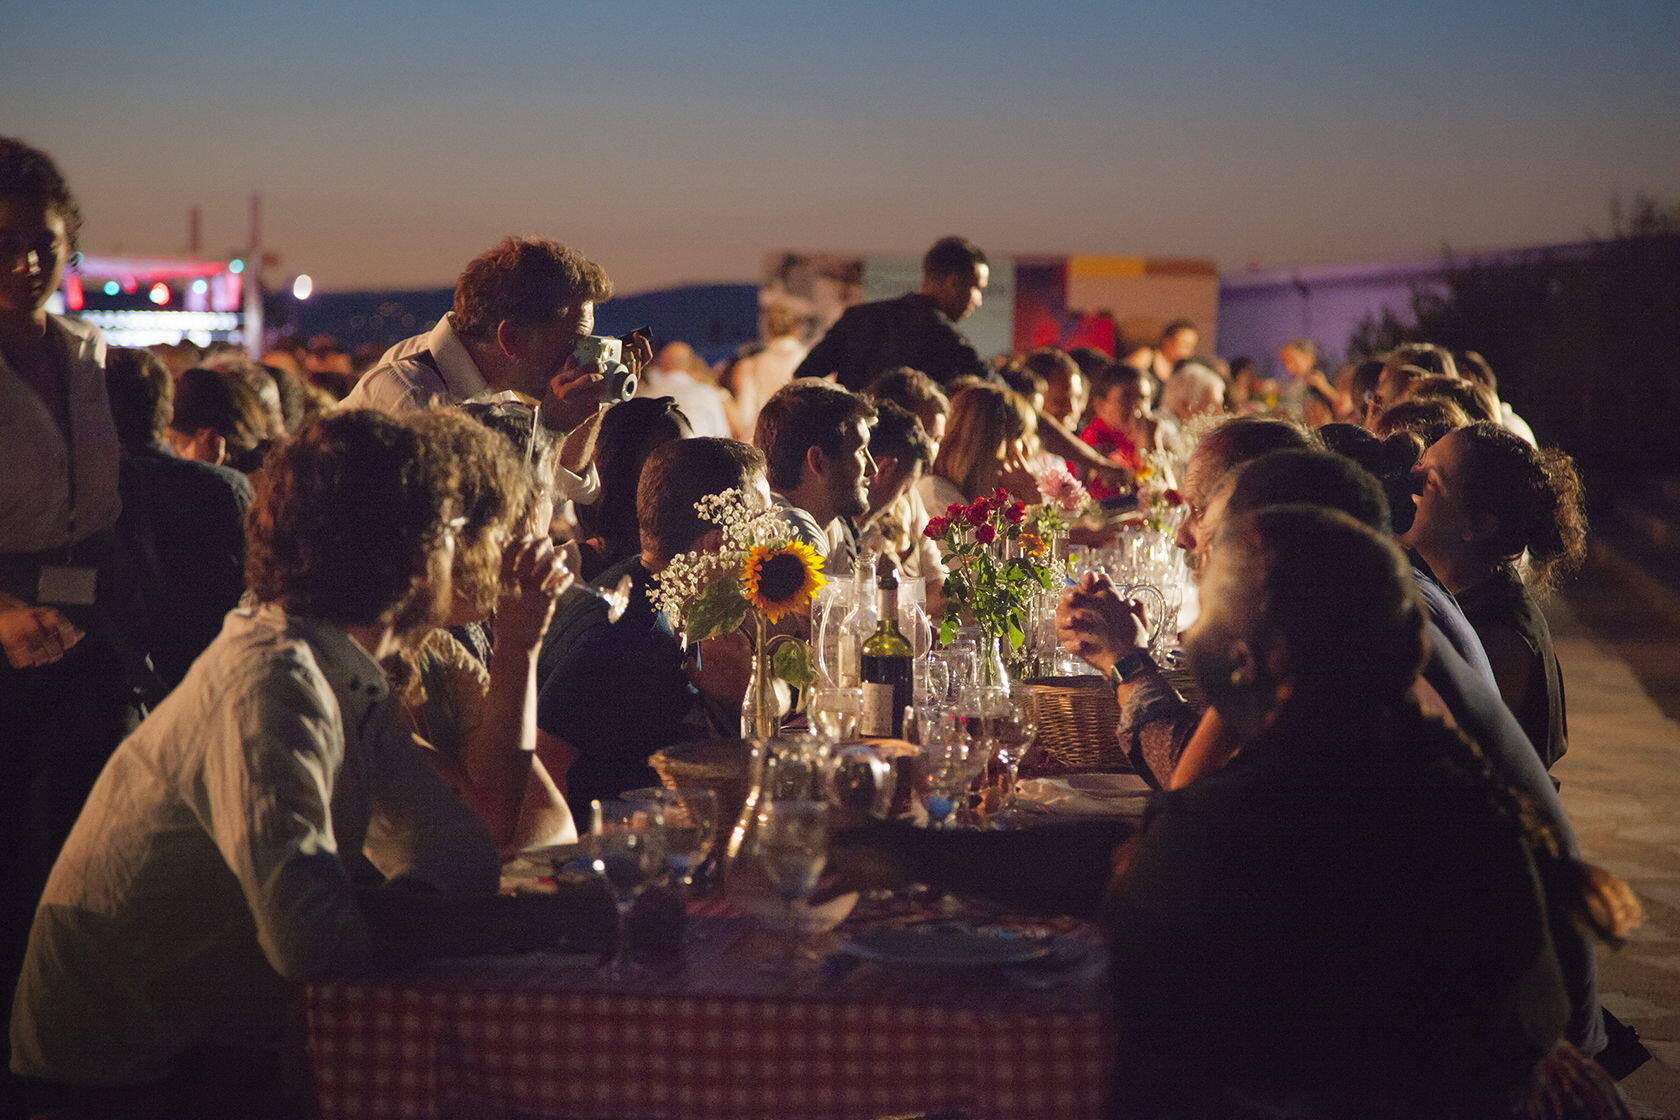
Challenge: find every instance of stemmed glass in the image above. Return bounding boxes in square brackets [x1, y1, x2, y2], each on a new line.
[809, 685, 862, 744]
[989, 690, 1039, 818]
[627, 788, 719, 891]
[591, 799, 666, 977]
[752, 799, 829, 972]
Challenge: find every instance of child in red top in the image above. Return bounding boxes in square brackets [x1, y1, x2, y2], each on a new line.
[1078, 362, 1154, 500]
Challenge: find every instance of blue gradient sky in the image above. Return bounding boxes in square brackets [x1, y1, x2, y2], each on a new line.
[5, 0, 1677, 292]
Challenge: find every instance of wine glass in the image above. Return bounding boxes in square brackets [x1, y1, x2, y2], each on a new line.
[990, 690, 1040, 817]
[591, 799, 666, 976]
[626, 787, 719, 891]
[809, 685, 862, 744]
[752, 799, 829, 972]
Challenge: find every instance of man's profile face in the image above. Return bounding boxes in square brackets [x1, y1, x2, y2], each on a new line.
[825, 418, 875, 520]
[866, 455, 916, 518]
[506, 301, 594, 397]
[931, 264, 987, 321]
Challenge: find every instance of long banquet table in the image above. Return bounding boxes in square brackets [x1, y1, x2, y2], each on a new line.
[306, 901, 1113, 1120]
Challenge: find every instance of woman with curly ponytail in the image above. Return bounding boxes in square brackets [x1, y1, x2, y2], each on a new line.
[1402, 421, 1587, 769]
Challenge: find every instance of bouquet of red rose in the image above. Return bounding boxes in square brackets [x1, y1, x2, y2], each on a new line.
[923, 488, 1058, 651]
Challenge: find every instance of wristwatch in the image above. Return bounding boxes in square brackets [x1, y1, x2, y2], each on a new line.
[1108, 649, 1156, 687]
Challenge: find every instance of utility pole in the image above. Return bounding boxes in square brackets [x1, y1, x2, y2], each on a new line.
[244, 192, 264, 351]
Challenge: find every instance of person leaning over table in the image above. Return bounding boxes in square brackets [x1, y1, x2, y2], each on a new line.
[829, 506, 1638, 1118]
[9, 411, 614, 1120]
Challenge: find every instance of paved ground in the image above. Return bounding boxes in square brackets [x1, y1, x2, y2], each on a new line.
[1552, 539, 1680, 1117]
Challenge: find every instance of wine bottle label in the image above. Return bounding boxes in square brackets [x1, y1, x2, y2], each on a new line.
[860, 682, 897, 737]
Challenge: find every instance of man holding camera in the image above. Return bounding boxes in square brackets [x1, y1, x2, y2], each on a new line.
[343, 236, 649, 443]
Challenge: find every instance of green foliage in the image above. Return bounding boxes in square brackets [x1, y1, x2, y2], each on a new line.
[684, 579, 749, 644]
[770, 637, 816, 691]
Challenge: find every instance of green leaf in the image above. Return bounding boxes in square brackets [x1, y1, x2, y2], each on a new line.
[1007, 619, 1026, 651]
[771, 639, 816, 691]
[684, 580, 749, 644]
[1033, 565, 1055, 591]
[938, 615, 959, 646]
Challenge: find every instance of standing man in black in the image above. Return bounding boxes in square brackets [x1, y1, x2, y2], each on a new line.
[798, 236, 1130, 487]
[796, 236, 991, 392]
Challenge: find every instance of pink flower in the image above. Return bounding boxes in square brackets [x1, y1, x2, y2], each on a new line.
[991, 487, 1011, 510]
[1005, 501, 1027, 524]
[946, 503, 967, 519]
[974, 524, 997, 545]
[1035, 465, 1088, 514]
[964, 501, 990, 527]
[924, 516, 950, 539]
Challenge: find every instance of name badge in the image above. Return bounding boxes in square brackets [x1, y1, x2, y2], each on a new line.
[37, 565, 98, 607]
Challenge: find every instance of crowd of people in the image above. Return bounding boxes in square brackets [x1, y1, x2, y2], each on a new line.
[0, 131, 1649, 1117]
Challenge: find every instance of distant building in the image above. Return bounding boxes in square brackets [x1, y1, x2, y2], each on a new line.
[1217, 240, 1593, 372]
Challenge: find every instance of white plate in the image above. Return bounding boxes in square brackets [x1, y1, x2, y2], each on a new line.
[1058, 773, 1152, 798]
[841, 925, 1052, 968]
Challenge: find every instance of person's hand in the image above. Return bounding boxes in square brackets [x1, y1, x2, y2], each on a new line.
[492, 535, 572, 653]
[997, 442, 1040, 502]
[623, 329, 654, 381]
[542, 355, 610, 434]
[1056, 572, 1149, 676]
[0, 605, 84, 668]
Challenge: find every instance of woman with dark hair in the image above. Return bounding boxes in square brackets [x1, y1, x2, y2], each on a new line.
[1403, 422, 1587, 769]
[575, 396, 691, 581]
[0, 139, 140, 1098]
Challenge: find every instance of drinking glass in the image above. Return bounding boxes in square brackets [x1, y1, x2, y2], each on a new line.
[918, 709, 977, 826]
[626, 788, 719, 889]
[809, 685, 862, 744]
[752, 799, 829, 971]
[990, 690, 1039, 814]
[591, 799, 666, 976]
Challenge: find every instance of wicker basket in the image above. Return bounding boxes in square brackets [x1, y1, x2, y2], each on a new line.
[649, 738, 754, 829]
[1026, 675, 1131, 774]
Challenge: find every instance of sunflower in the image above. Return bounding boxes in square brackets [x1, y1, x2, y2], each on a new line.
[742, 541, 826, 622]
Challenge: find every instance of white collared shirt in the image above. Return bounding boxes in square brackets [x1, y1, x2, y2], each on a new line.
[340, 314, 487, 413]
[9, 604, 498, 1086]
[338, 314, 600, 503]
[0, 315, 121, 554]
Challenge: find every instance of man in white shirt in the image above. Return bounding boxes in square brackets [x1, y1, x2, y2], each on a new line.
[10, 411, 610, 1114]
[754, 379, 877, 573]
[342, 236, 650, 502]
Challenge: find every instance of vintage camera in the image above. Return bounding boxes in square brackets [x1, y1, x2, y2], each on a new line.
[573, 335, 637, 403]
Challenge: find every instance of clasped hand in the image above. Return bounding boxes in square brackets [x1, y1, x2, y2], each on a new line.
[1054, 572, 1150, 675]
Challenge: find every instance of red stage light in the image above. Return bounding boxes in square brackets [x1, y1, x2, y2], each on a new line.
[149, 282, 170, 306]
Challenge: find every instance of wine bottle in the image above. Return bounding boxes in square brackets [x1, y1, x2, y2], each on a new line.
[859, 561, 914, 737]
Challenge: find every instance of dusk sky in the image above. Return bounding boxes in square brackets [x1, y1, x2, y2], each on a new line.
[5, 0, 1678, 294]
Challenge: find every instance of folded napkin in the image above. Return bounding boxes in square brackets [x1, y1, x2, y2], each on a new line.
[1015, 774, 1152, 816]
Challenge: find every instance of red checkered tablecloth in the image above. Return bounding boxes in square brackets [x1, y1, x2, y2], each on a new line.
[307, 911, 1113, 1120]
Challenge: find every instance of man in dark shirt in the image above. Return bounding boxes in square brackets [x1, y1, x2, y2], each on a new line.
[536, 438, 765, 806]
[795, 236, 991, 392]
[104, 347, 252, 689]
